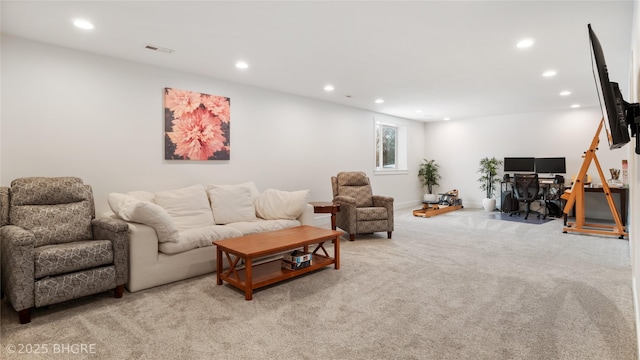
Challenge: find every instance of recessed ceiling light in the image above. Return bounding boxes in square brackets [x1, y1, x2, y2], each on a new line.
[542, 70, 557, 77]
[375, 99, 384, 104]
[416, 110, 423, 113]
[560, 91, 571, 96]
[324, 85, 334, 92]
[73, 19, 94, 30]
[571, 104, 581, 108]
[517, 39, 534, 48]
[235, 61, 249, 69]
[443, 117, 451, 121]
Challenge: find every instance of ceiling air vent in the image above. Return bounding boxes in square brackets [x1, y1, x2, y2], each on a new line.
[144, 44, 174, 54]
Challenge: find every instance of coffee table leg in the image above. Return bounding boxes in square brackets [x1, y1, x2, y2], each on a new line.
[216, 247, 223, 285]
[244, 257, 253, 300]
[334, 235, 340, 270]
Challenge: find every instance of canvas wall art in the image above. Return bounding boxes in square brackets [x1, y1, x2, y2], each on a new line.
[164, 87, 230, 160]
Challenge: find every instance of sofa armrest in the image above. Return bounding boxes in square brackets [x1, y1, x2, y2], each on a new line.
[99, 211, 161, 288]
[0, 225, 36, 311]
[99, 211, 159, 266]
[127, 222, 160, 267]
[92, 218, 130, 286]
[297, 204, 315, 226]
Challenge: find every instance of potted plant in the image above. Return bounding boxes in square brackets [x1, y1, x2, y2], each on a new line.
[418, 159, 441, 202]
[477, 157, 503, 211]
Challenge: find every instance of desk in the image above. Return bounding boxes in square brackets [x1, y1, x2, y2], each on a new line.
[566, 187, 629, 225]
[500, 180, 564, 217]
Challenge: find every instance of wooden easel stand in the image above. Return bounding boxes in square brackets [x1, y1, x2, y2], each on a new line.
[561, 118, 627, 239]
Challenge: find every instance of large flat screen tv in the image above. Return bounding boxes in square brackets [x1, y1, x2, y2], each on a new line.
[503, 157, 535, 172]
[588, 24, 639, 152]
[535, 157, 566, 174]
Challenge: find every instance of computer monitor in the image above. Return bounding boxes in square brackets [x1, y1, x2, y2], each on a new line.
[503, 157, 535, 172]
[535, 157, 566, 174]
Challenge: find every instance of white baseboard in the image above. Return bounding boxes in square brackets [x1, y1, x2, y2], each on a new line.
[395, 200, 422, 210]
[312, 214, 332, 228]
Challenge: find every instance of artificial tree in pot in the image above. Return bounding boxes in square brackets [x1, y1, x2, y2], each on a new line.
[418, 159, 441, 202]
[477, 157, 503, 211]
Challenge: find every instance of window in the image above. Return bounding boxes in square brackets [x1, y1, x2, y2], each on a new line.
[376, 124, 397, 169]
[375, 121, 407, 174]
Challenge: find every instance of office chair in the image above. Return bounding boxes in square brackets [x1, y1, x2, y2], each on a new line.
[509, 173, 544, 220]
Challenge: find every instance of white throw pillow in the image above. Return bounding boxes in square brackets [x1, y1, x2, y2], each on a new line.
[207, 181, 260, 200]
[255, 189, 310, 220]
[107, 193, 180, 243]
[126, 190, 155, 202]
[206, 184, 257, 224]
[154, 185, 215, 230]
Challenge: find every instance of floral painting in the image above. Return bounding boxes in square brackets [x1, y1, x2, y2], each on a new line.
[164, 87, 230, 160]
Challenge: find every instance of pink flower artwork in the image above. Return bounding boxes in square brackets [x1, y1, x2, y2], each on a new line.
[164, 87, 230, 160]
[202, 94, 230, 123]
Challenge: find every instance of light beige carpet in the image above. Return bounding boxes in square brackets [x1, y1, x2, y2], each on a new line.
[1, 209, 636, 359]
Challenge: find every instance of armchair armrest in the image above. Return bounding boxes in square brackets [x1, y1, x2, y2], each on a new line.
[92, 217, 129, 233]
[332, 196, 358, 235]
[92, 218, 130, 287]
[373, 195, 394, 233]
[372, 195, 394, 208]
[1, 225, 36, 311]
[333, 195, 357, 206]
[1, 225, 36, 247]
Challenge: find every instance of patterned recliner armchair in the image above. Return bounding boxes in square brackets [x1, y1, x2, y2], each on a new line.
[331, 171, 394, 241]
[0, 177, 129, 324]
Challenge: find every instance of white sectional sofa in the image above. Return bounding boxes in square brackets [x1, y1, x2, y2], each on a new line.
[106, 182, 314, 292]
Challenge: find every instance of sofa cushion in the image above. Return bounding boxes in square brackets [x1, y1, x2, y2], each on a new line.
[154, 185, 215, 230]
[108, 193, 180, 243]
[209, 181, 260, 198]
[206, 183, 257, 224]
[226, 219, 301, 236]
[254, 189, 310, 220]
[158, 225, 242, 254]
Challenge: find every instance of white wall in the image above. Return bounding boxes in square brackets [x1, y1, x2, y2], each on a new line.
[629, 0, 640, 356]
[424, 109, 629, 208]
[0, 35, 426, 215]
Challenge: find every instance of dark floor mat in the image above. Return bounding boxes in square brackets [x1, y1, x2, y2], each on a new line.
[489, 212, 557, 224]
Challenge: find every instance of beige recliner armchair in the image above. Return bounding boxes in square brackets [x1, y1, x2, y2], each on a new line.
[331, 171, 394, 241]
[0, 177, 129, 324]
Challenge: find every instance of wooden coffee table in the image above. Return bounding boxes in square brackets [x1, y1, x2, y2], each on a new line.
[214, 225, 342, 300]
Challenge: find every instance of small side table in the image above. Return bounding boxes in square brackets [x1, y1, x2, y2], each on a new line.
[309, 202, 340, 230]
